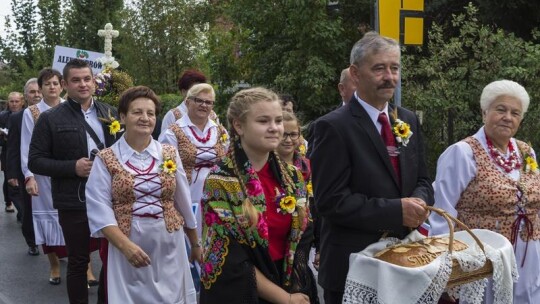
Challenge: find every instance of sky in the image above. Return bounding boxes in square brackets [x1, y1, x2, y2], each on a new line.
[0, 1, 12, 36]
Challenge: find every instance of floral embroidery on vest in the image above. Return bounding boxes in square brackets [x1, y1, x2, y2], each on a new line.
[28, 105, 40, 123]
[456, 137, 540, 242]
[99, 144, 183, 236]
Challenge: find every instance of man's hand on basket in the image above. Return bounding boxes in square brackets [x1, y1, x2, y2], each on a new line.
[401, 197, 429, 228]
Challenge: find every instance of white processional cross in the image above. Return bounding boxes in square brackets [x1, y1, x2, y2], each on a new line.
[97, 23, 120, 69]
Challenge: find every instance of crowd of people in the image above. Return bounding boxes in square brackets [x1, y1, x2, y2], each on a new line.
[1, 30, 539, 304]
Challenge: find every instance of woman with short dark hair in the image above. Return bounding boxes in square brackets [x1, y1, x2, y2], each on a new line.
[86, 86, 200, 303]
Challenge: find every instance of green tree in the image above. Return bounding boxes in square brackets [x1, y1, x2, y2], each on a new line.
[37, 0, 64, 63]
[206, 0, 349, 122]
[402, 3, 540, 176]
[0, 0, 41, 93]
[64, 0, 123, 52]
[425, 0, 540, 40]
[117, 0, 206, 93]
[18, 0, 68, 73]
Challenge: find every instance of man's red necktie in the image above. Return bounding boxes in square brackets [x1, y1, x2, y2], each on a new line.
[378, 112, 401, 183]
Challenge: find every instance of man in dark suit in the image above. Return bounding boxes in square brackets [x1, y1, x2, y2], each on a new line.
[5, 78, 42, 255]
[338, 67, 356, 106]
[29, 59, 118, 304]
[0, 91, 24, 214]
[310, 31, 434, 304]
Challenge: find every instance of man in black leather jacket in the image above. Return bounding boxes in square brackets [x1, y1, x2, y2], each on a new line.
[28, 59, 118, 304]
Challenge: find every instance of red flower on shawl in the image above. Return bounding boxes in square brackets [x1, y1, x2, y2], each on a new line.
[245, 179, 263, 196]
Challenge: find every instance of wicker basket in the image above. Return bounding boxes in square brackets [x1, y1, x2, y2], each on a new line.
[374, 206, 493, 288]
[426, 206, 494, 288]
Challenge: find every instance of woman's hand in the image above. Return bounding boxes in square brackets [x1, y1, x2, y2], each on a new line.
[289, 293, 310, 304]
[121, 241, 151, 268]
[190, 245, 203, 264]
[25, 177, 39, 196]
[312, 252, 320, 270]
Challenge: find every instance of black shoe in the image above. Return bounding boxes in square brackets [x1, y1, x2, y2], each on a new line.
[88, 279, 99, 287]
[49, 277, 61, 285]
[28, 246, 40, 256]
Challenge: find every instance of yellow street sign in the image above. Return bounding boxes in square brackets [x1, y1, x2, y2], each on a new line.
[379, 0, 424, 46]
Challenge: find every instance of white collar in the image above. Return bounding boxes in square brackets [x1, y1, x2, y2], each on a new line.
[117, 135, 160, 164]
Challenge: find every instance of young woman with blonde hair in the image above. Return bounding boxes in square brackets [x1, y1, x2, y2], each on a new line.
[200, 87, 311, 303]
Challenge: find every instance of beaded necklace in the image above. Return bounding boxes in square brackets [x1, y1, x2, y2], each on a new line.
[189, 126, 212, 143]
[126, 158, 156, 175]
[485, 133, 521, 173]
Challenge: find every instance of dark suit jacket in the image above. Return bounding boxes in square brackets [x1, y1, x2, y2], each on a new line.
[5, 110, 24, 181]
[0, 110, 13, 171]
[310, 97, 434, 292]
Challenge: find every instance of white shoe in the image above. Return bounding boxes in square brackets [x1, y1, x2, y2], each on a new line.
[5, 204, 15, 213]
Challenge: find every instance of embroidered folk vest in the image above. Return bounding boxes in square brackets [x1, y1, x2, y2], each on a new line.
[28, 105, 40, 122]
[456, 137, 540, 241]
[99, 144, 183, 236]
[170, 124, 226, 184]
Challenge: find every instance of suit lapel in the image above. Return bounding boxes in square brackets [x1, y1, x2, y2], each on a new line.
[394, 106, 415, 194]
[350, 100, 401, 189]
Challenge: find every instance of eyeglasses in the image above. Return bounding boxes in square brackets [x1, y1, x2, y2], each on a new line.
[283, 132, 300, 140]
[190, 97, 214, 107]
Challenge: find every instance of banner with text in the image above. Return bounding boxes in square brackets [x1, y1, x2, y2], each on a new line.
[52, 46, 105, 76]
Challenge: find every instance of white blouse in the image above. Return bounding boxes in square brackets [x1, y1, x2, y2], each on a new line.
[429, 127, 523, 235]
[429, 127, 540, 303]
[86, 136, 196, 238]
[21, 99, 59, 178]
[160, 101, 187, 135]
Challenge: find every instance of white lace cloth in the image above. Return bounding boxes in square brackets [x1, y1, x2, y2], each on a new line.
[343, 229, 517, 304]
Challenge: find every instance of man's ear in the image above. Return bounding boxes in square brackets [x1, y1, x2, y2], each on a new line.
[349, 64, 360, 86]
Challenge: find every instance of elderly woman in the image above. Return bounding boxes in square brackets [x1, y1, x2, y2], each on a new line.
[160, 69, 219, 134]
[429, 80, 540, 303]
[86, 86, 200, 303]
[159, 83, 229, 238]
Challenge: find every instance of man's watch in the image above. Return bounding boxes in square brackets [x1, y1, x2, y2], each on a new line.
[191, 240, 202, 248]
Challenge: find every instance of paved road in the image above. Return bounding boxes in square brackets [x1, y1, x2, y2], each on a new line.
[0, 174, 101, 304]
[0, 171, 324, 304]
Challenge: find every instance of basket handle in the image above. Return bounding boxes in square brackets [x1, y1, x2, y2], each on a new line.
[425, 206, 486, 254]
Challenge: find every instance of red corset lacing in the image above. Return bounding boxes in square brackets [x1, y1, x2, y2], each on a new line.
[192, 146, 219, 183]
[510, 187, 533, 267]
[126, 158, 164, 219]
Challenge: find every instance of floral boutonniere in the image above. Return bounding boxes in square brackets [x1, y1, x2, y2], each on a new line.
[98, 109, 124, 137]
[297, 142, 307, 157]
[160, 158, 177, 176]
[390, 108, 413, 147]
[275, 187, 297, 214]
[220, 130, 229, 145]
[306, 181, 313, 198]
[523, 149, 539, 174]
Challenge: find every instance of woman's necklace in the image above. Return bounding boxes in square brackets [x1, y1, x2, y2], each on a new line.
[485, 134, 521, 173]
[189, 126, 212, 143]
[126, 157, 155, 175]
